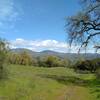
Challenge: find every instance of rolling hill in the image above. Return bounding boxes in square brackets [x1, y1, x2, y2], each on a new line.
[11, 48, 100, 61]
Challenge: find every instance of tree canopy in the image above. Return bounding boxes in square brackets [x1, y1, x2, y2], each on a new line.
[0, 38, 9, 79]
[66, 0, 100, 52]
[0, 38, 9, 64]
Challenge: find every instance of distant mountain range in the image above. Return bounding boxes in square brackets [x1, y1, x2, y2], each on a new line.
[11, 48, 100, 61]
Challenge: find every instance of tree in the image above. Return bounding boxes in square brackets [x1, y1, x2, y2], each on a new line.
[44, 56, 59, 67]
[8, 51, 35, 66]
[66, 0, 100, 52]
[19, 51, 33, 65]
[74, 58, 100, 73]
[0, 38, 9, 79]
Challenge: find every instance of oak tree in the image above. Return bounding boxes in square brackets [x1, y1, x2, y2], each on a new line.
[66, 0, 100, 52]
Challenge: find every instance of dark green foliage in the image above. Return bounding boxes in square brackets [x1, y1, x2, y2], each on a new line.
[37, 56, 70, 67]
[95, 68, 100, 79]
[74, 58, 100, 73]
[44, 56, 60, 67]
[0, 38, 9, 79]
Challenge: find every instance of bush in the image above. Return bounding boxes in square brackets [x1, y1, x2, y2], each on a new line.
[74, 58, 100, 73]
[8, 51, 37, 66]
[37, 56, 71, 67]
[96, 68, 100, 79]
[0, 38, 9, 79]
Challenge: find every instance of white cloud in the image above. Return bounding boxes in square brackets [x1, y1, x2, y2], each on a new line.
[0, 0, 21, 28]
[9, 38, 96, 53]
[10, 38, 70, 53]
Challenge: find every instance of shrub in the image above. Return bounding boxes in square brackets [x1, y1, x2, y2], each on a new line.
[37, 56, 71, 67]
[96, 68, 100, 79]
[8, 51, 37, 66]
[74, 58, 100, 73]
[0, 38, 9, 79]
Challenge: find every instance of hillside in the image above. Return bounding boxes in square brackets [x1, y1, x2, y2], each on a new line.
[11, 48, 100, 61]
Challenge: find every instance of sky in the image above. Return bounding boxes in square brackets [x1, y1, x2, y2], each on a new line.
[0, 0, 95, 53]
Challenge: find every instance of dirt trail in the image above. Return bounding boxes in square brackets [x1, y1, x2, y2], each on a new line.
[56, 86, 93, 100]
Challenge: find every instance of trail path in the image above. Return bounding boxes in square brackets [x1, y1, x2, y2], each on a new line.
[56, 86, 93, 100]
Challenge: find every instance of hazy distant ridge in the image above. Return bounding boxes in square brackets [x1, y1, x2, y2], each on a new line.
[11, 48, 100, 61]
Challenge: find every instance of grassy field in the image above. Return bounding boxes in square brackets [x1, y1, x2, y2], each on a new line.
[0, 65, 100, 100]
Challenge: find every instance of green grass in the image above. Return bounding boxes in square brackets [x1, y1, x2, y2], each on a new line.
[0, 64, 99, 100]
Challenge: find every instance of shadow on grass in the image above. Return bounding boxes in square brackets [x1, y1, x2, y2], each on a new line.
[37, 74, 88, 86]
[38, 74, 100, 99]
[40, 74, 100, 85]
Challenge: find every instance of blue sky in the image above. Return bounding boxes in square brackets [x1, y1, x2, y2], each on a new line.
[1, 0, 93, 53]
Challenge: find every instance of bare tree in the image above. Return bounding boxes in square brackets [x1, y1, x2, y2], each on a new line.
[66, 0, 100, 52]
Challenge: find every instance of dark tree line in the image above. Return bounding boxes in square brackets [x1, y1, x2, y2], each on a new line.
[37, 56, 70, 67]
[74, 58, 100, 73]
[8, 52, 70, 68]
